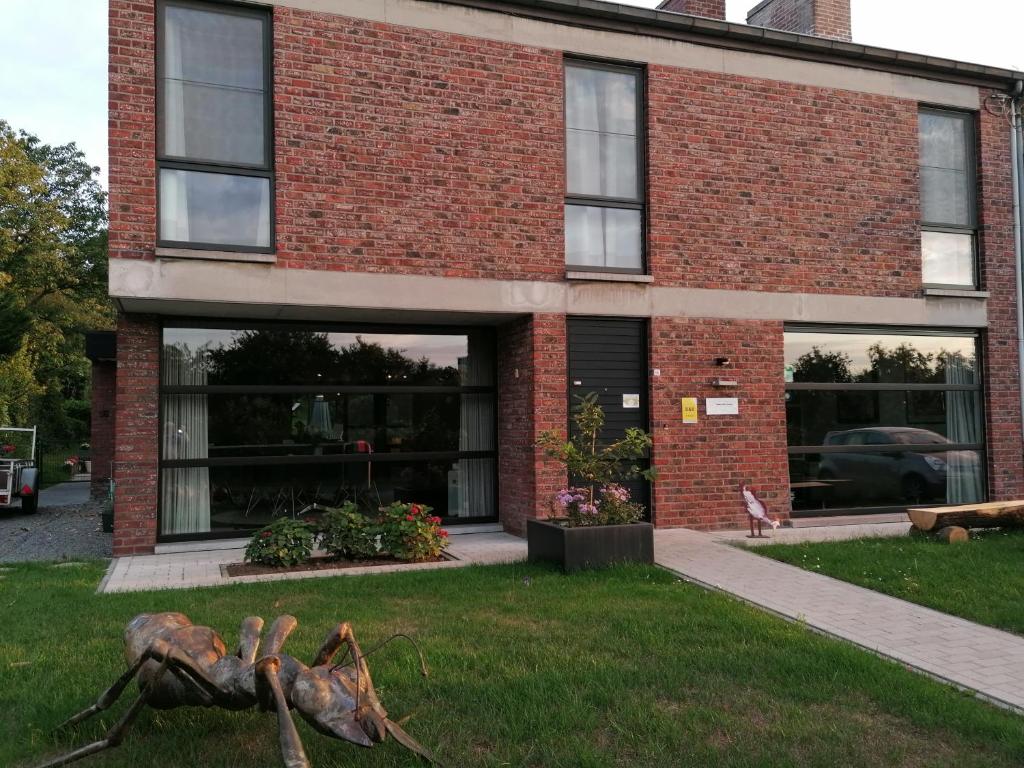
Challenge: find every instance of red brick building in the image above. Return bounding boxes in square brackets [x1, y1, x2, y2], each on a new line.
[105, 0, 1024, 555]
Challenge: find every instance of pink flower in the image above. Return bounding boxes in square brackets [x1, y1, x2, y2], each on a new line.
[410, 504, 422, 515]
[438, 529, 449, 537]
[429, 515, 442, 524]
[405, 514, 415, 522]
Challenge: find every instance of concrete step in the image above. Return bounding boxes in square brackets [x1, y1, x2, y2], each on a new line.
[787, 512, 909, 528]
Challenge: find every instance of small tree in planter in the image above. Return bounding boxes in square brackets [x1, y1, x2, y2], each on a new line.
[532, 393, 656, 571]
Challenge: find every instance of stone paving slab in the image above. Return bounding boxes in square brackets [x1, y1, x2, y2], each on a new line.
[654, 528, 1024, 714]
[100, 531, 528, 593]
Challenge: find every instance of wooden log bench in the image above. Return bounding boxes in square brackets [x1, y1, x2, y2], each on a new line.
[907, 500, 1024, 543]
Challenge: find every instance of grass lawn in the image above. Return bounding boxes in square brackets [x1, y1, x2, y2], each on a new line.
[3, 562, 1024, 768]
[756, 529, 1024, 637]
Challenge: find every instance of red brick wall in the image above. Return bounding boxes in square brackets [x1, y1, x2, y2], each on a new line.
[89, 361, 116, 499]
[648, 67, 919, 296]
[272, 8, 565, 279]
[977, 108, 1024, 501]
[659, 0, 727, 20]
[650, 318, 790, 529]
[497, 314, 567, 535]
[108, 0, 156, 263]
[113, 315, 160, 556]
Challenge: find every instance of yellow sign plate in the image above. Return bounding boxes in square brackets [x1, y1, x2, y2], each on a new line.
[681, 397, 698, 424]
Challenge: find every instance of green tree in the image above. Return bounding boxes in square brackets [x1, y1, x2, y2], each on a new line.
[0, 120, 112, 438]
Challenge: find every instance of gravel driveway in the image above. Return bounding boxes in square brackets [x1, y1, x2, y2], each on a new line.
[0, 483, 111, 562]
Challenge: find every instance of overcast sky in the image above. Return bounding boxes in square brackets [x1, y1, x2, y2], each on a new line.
[1, 0, 1021, 190]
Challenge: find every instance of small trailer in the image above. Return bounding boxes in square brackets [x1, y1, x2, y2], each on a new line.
[0, 426, 40, 514]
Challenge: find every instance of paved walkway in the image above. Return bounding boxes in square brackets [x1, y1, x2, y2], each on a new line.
[100, 531, 527, 593]
[656, 528, 1024, 714]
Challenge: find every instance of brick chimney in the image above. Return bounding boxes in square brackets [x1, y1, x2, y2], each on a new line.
[658, 0, 727, 21]
[746, 0, 851, 41]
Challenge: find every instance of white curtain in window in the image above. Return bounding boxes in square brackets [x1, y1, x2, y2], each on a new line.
[161, 345, 210, 534]
[457, 332, 495, 517]
[944, 352, 983, 504]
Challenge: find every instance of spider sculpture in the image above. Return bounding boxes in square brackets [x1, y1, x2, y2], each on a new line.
[35, 612, 436, 768]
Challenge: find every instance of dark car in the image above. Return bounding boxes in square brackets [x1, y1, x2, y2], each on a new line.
[817, 427, 977, 504]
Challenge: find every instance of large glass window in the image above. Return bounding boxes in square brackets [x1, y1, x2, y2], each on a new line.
[565, 60, 644, 272]
[918, 109, 976, 287]
[159, 325, 496, 537]
[157, 1, 272, 251]
[785, 329, 985, 513]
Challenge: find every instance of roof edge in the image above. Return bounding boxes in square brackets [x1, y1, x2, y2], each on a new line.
[433, 0, 1023, 90]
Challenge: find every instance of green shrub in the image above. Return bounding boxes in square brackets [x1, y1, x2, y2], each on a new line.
[244, 518, 315, 567]
[320, 502, 379, 560]
[378, 502, 449, 562]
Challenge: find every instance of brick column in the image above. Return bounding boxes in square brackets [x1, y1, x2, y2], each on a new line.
[113, 315, 160, 556]
[497, 313, 567, 535]
[977, 106, 1024, 501]
[649, 317, 790, 529]
[89, 360, 116, 499]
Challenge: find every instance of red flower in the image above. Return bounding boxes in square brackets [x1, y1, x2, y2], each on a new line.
[410, 504, 422, 515]
[405, 514, 415, 522]
[438, 529, 449, 537]
[260, 531, 272, 539]
[429, 516, 442, 524]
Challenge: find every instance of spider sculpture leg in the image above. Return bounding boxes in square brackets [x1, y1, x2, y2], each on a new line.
[256, 655, 311, 768]
[263, 615, 299, 656]
[59, 637, 234, 734]
[34, 657, 172, 768]
[238, 616, 265, 664]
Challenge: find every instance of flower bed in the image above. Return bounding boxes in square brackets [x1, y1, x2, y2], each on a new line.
[238, 501, 450, 573]
[224, 552, 450, 577]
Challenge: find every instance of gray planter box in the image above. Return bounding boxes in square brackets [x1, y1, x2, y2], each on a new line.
[527, 518, 654, 573]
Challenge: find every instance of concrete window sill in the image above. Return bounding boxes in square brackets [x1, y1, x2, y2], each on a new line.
[922, 287, 989, 299]
[155, 247, 277, 264]
[565, 271, 654, 284]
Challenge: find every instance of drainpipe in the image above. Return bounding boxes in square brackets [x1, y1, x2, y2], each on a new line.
[1012, 80, 1024, 440]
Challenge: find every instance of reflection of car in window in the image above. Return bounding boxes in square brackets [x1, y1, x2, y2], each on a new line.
[818, 427, 977, 503]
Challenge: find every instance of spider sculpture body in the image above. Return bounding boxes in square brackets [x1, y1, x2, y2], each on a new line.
[36, 612, 435, 768]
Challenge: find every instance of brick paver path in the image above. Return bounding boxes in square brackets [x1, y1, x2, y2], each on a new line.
[655, 528, 1024, 713]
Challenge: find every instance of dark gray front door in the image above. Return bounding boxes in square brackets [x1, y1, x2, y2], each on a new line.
[567, 318, 650, 519]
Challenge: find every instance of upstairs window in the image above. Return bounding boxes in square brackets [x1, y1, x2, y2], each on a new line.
[157, 0, 272, 251]
[918, 109, 976, 287]
[564, 60, 645, 273]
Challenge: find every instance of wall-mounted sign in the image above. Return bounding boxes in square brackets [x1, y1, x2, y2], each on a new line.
[681, 397, 698, 423]
[623, 394, 640, 409]
[706, 397, 739, 416]
[784, 364, 795, 383]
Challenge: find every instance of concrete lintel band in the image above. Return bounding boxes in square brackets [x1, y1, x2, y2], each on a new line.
[110, 258, 989, 328]
[254, 0, 980, 110]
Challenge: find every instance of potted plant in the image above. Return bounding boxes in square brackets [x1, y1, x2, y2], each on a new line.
[530, 393, 656, 572]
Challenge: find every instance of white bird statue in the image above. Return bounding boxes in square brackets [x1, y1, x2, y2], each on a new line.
[741, 484, 780, 538]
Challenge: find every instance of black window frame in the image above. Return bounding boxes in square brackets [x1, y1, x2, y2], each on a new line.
[155, 0, 275, 254]
[918, 106, 978, 289]
[784, 324, 987, 516]
[156, 319, 499, 542]
[563, 56, 647, 275]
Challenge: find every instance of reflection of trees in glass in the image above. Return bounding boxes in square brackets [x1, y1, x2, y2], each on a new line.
[791, 343, 974, 385]
[788, 342, 976, 446]
[206, 330, 339, 385]
[203, 330, 460, 386]
[792, 347, 853, 383]
[178, 330, 464, 451]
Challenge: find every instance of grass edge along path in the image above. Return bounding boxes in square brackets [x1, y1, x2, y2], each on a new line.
[755, 528, 1024, 637]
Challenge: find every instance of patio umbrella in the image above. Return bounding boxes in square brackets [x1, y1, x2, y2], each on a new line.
[310, 395, 333, 437]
